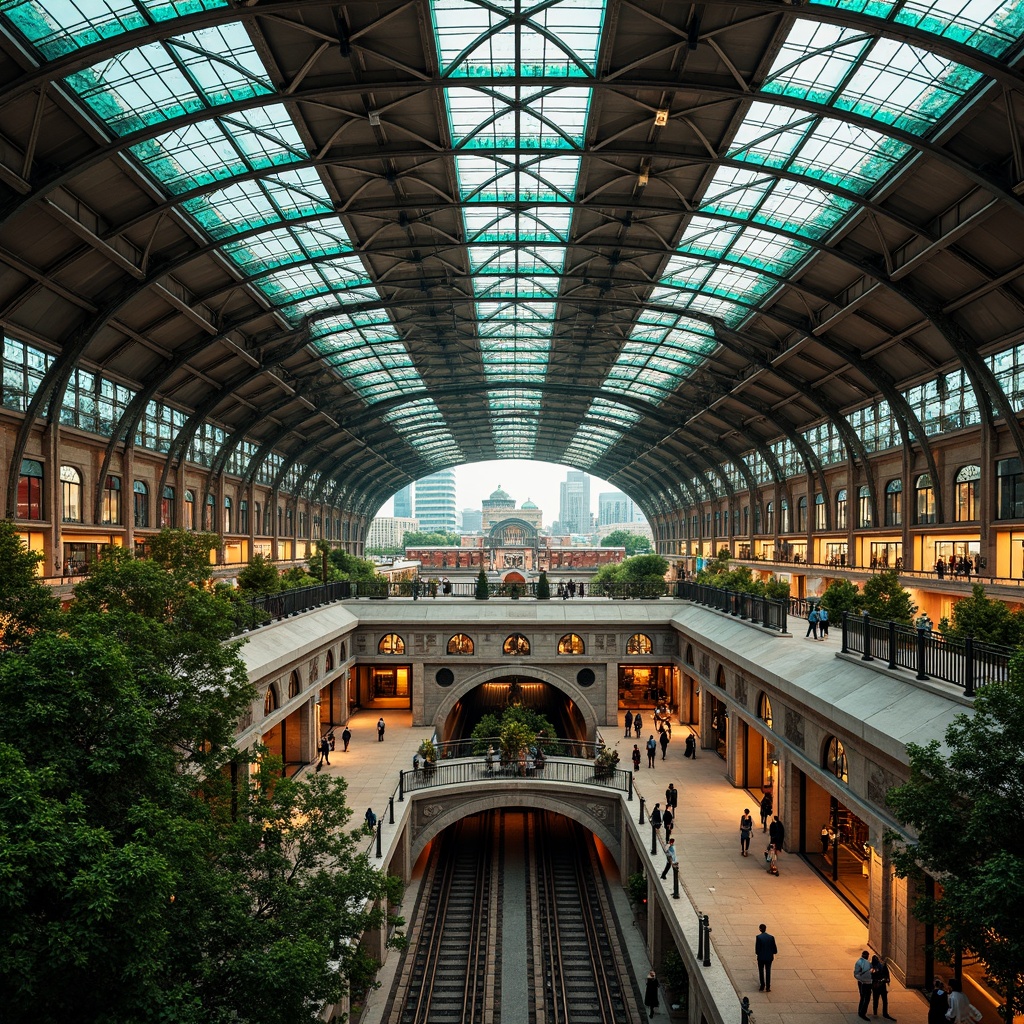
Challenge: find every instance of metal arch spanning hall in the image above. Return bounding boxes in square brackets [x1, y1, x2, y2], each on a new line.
[1, 0, 1024, 529]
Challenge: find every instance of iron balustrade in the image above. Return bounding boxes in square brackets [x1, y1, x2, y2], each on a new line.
[673, 581, 789, 633]
[428, 736, 608, 761]
[237, 580, 352, 632]
[397, 756, 634, 799]
[365, 580, 672, 600]
[840, 611, 1011, 696]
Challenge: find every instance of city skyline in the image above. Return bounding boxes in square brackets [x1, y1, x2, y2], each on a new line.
[378, 461, 625, 529]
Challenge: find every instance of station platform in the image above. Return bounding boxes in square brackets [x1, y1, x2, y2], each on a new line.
[309, 707, 924, 1024]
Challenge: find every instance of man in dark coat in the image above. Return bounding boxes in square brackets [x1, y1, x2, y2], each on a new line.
[755, 924, 779, 992]
[624, 709, 634, 737]
[769, 815, 785, 852]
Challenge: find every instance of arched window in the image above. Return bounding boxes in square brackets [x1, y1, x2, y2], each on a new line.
[325, 649, 335, 672]
[824, 736, 848, 783]
[161, 486, 175, 528]
[101, 475, 121, 525]
[288, 671, 301, 698]
[204, 493, 215, 531]
[253, 501, 262, 534]
[765, 502, 774, 534]
[715, 666, 726, 689]
[915, 474, 936, 524]
[814, 492, 826, 530]
[339, 641, 347, 661]
[858, 485, 872, 528]
[264, 684, 278, 715]
[557, 633, 585, 655]
[224, 496, 232, 533]
[759, 693, 773, 728]
[955, 465, 980, 522]
[378, 633, 405, 655]
[184, 490, 195, 530]
[835, 489, 848, 530]
[238, 499, 249, 533]
[685, 643, 694, 666]
[60, 465, 83, 523]
[285, 507, 294, 535]
[796, 495, 808, 532]
[133, 480, 149, 528]
[308, 657, 319, 683]
[17, 459, 44, 520]
[627, 633, 652, 655]
[503, 633, 530, 655]
[780, 500, 790, 534]
[447, 633, 474, 655]
[884, 479, 903, 527]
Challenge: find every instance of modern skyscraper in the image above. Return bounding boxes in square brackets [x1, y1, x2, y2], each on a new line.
[415, 470, 457, 532]
[393, 484, 413, 518]
[599, 491, 639, 526]
[559, 470, 591, 535]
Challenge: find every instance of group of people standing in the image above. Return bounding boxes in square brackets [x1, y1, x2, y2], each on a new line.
[557, 579, 583, 599]
[934, 554, 982, 579]
[804, 604, 830, 639]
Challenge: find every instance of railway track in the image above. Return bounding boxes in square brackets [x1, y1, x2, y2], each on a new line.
[387, 810, 640, 1024]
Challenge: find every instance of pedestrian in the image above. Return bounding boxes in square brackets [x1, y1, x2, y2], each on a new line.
[684, 733, 696, 759]
[820, 823, 832, 855]
[646, 734, 657, 768]
[318, 735, 330, 766]
[805, 605, 819, 639]
[659, 838, 678, 880]
[659, 729, 669, 759]
[662, 806, 674, 841]
[634, 713, 643, 737]
[765, 842, 779, 875]
[665, 783, 679, 810]
[759, 791, 773, 831]
[341, 726, 351, 751]
[328, 731, 335, 751]
[818, 605, 829, 639]
[632, 744, 641, 772]
[644, 969, 660, 1017]
[364, 807, 377, 831]
[755, 923, 778, 992]
[927, 978, 948, 1024]
[945, 979, 978, 1024]
[625, 709, 634, 737]
[768, 815, 785, 852]
[871, 954, 896, 1020]
[412, 751, 421, 771]
[740, 808, 753, 856]
[377, 716, 386, 742]
[854, 950, 873, 1020]
[650, 802, 662, 838]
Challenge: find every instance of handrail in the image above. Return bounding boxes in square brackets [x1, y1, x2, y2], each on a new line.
[672, 581, 789, 633]
[840, 611, 1013, 696]
[427, 736, 607, 760]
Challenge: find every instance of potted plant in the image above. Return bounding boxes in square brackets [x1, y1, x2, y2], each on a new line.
[475, 568, 489, 600]
[536, 571, 551, 600]
[594, 746, 620, 778]
[418, 738, 438, 772]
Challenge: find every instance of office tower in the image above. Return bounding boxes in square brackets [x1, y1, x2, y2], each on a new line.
[393, 484, 413, 518]
[415, 470, 457, 532]
[559, 470, 591, 535]
[461, 508, 483, 533]
[599, 490, 638, 526]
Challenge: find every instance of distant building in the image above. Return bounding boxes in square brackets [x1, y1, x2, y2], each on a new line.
[367, 516, 419, 550]
[598, 490, 643, 526]
[393, 484, 413, 518]
[559, 470, 591, 535]
[598, 520, 654, 543]
[415, 470, 457, 532]
[461, 508, 483, 533]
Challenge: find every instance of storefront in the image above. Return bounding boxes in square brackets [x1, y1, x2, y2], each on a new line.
[618, 664, 674, 708]
[353, 664, 412, 708]
[709, 694, 728, 759]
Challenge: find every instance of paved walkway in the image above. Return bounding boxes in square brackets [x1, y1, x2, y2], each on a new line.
[310, 709, 925, 1024]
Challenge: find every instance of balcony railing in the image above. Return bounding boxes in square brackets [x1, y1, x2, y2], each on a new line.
[840, 611, 1012, 696]
[673, 581, 789, 633]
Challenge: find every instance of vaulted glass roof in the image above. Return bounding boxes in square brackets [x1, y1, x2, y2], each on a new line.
[0, 0, 1021, 513]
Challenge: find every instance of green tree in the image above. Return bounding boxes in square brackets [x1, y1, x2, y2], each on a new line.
[475, 568, 489, 600]
[402, 530, 461, 547]
[470, 705, 555, 752]
[148, 528, 220, 585]
[323, 549, 379, 583]
[861, 568, 917, 624]
[0, 521, 58, 649]
[620, 553, 670, 597]
[536, 570, 551, 600]
[938, 584, 1024, 647]
[600, 530, 652, 556]
[820, 578, 862, 620]
[886, 656, 1024, 1022]
[237, 553, 281, 594]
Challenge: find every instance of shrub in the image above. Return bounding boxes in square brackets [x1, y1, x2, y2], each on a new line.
[536, 571, 551, 600]
[475, 568, 489, 600]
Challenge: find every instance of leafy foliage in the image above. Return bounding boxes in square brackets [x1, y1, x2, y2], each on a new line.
[475, 568, 489, 600]
[938, 584, 1024, 647]
[237, 552, 281, 594]
[600, 530, 652, 555]
[470, 705, 555, 753]
[147, 529, 219, 585]
[0, 521, 58, 650]
[402, 530, 461, 547]
[536, 570, 551, 600]
[0, 535, 401, 1023]
[820, 578, 861, 619]
[860, 569, 917, 624]
[886, 655, 1024, 1021]
[692, 553, 789, 599]
[323, 548, 380, 583]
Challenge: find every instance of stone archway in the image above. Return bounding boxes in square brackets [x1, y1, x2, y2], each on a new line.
[432, 663, 601, 739]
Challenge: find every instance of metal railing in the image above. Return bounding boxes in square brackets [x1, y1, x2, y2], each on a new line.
[673, 581, 789, 633]
[366, 579, 672, 600]
[429, 736, 606, 760]
[840, 611, 1012, 695]
[237, 580, 352, 630]
[397, 755, 634, 800]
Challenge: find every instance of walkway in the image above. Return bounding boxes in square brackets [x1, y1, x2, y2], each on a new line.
[309, 707, 925, 1024]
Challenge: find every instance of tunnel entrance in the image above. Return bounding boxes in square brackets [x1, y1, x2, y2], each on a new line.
[441, 676, 588, 744]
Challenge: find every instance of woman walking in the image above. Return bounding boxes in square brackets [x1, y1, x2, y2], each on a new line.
[632, 744, 641, 772]
[739, 808, 754, 856]
[644, 969, 660, 1017]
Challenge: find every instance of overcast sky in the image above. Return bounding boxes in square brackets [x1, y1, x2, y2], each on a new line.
[378, 460, 620, 527]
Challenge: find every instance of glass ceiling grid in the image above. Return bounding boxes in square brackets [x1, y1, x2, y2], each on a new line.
[430, 0, 608, 461]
